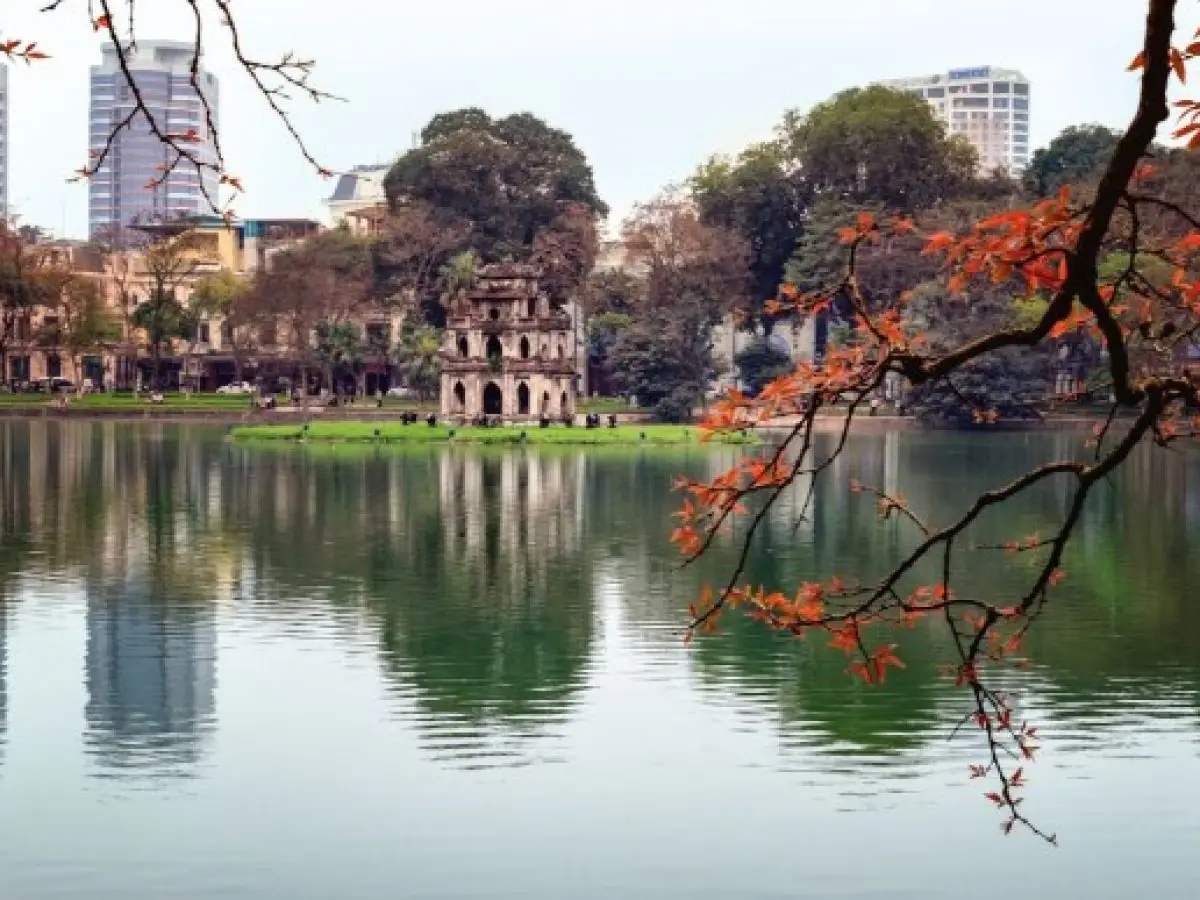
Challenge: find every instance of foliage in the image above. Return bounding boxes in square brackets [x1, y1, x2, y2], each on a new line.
[384, 108, 606, 296]
[609, 312, 715, 422]
[372, 202, 471, 325]
[313, 321, 364, 392]
[43, 276, 121, 387]
[1023, 125, 1122, 197]
[393, 325, 442, 401]
[692, 143, 809, 332]
[253, 229, 372, 375]
[734, 338, 794, 396]
[586, 311, 631, 366]
[606, 189, 748, 421]
[676, 3, 1200, 842]
[777, 85, 978, 212]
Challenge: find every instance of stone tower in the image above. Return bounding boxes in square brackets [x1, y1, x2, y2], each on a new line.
[440, 263, 577, 422]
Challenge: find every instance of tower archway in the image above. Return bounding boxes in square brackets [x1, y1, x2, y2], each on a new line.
[486, 335, 502, 360]
[457, 335, 469, 357]
[517, 382, 531, 415]
[519, 336, 531, 359]
[452, 381, 466, 413]
[483, 382, 503, 416]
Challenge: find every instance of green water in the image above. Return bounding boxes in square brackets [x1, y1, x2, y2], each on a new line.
[0, 421, 1196, 898]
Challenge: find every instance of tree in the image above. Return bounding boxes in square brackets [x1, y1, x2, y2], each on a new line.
[190, 269, 258, 384]
[904, 284, 1052, 425]
[132, 230, 203, 390]
[38, 274, 120, 394]
[0, 228, 53, 384]
[393, 325, 442, 402]
[383, 108, 607, 290]
[778, 85, 978, 212]
[372, 202, 471, 327]
[313, 321, 363, 398]
[734, 337, 794, 396]
[677, 1, 1200, 841]
[1023, 125, 1123, 197]
[692, 142, 809, 333]
[609, 189, 749, 420]
[609, 312, 718, 422]
[254, 229, 372, 396]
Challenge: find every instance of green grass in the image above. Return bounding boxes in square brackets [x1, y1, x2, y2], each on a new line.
[0, 391, 259, 410]
[578, 396, 633, 414]
[229, 421, 756, 446]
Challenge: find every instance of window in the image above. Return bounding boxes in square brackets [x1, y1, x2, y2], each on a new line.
[953, 97, 990, 109]
[1013, 98, 1029, 110]
[925, 87, 945, 98]
[365, 323, 389, 346]
[47, 355, 62, 379]
[198, 322, 211, 343]
[1014, 83, 1029, 95]
[993, 82, 1011, 93]
[970, 82, 991, 93]
[949, 84, 967, 94]
[993, 97, 1009, 109]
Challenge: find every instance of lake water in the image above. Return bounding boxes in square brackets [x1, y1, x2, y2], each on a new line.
[0, 421, 1197, 898]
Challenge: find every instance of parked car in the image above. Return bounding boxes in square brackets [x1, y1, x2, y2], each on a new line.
[216, 381, 254, 395]
[385, 386, 411, 398]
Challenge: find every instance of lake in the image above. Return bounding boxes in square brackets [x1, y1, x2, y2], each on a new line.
[0, 420, 1197, 898]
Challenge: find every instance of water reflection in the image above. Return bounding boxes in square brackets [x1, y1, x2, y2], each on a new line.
[85, 580, 216, 777]
[0, 420, 1198, 781]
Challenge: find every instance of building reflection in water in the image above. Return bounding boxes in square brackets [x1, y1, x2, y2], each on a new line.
[84, 582, 217, 778]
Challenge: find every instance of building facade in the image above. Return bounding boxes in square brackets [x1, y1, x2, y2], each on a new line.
[0, 63, 8, 222]
[325, 165, 390, 232]
[88, 41, 221, 239]
[877, 66, 1031, 172]
[440, 264, 576, 421]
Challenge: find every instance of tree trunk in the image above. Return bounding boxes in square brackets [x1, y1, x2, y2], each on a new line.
[152, 342, 162, 391]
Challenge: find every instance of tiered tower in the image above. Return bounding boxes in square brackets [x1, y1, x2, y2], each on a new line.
[440, 263, 576, 422]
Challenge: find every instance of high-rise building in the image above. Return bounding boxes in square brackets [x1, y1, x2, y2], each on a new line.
[88, 41, 220, 239]
[0, 63, 9, 221]
[877, 66, 1032, 173]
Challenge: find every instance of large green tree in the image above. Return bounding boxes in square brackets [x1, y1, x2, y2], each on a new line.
[383, 109, 607, 298]
[778, 85, 977, 212]
[691, 143, 809, 333]
[1023, 125, 1122, 197]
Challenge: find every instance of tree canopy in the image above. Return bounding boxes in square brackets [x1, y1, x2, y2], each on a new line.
[778, 85, 978, 212]
[1022, 125, 1122, 197]
[383, 108, 607, 290]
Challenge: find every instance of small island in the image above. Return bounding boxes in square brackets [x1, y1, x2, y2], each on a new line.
[228, 421, 756, 446]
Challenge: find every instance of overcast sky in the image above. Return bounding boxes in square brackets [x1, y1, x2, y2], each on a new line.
[3, 0, 1191, 238]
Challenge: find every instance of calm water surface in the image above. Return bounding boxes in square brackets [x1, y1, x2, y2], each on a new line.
[0, 421, 1197, 898]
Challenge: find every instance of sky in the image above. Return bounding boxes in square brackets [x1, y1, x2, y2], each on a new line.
[2, 0, 1192, 239]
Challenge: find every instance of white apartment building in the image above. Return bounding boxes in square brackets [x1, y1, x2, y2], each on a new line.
[88, 41, 221, 239]
[0, 63, 8, 220]
[324, 164, 391, 230]
[878, 65, 1032, 173]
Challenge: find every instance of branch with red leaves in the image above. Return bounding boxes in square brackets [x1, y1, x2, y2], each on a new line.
[676, 0, 1200, 842]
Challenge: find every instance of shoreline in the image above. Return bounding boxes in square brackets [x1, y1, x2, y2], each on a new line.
[0, 406, 1114, 432]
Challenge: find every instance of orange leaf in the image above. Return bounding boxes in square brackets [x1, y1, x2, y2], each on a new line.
[1128, 50, 1147, 71]
[1171, 48, 1188, 84]
[93, 15, 112, 31]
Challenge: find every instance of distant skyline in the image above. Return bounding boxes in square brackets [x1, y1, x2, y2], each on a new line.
[3, 0, 1193, 238]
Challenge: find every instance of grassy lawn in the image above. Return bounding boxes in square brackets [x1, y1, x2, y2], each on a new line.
[0, 391, 258, 410]
[0, 392, 442, 413]
[230, 421, 755, 446]
[578, 396, 634, 414]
